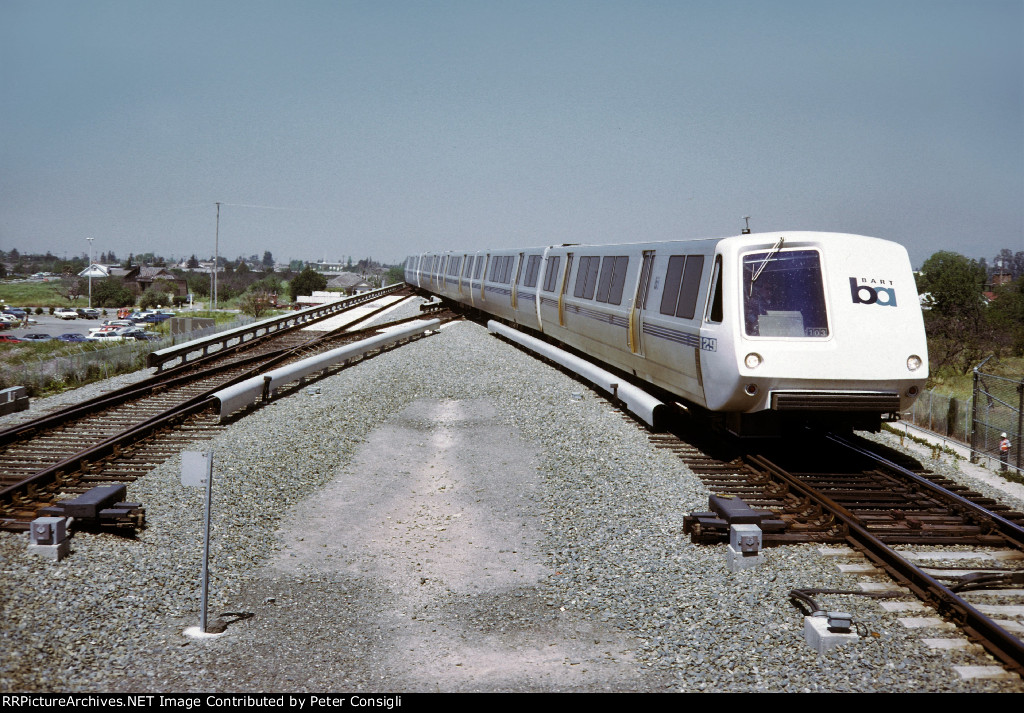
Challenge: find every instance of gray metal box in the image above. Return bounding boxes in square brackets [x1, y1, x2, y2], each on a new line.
[30, 517, 67, 546]
[730, 523, 762, 554]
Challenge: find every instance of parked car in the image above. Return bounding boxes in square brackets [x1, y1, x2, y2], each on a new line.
[2, 307, 28, 317]
[0, 335, 24, 343]
[85, 331, 124, 342]
[54, 308, 78, 320]
[57, 333, 89, 342]
[141, 312, 173, 324]
[75, 308, 100, 319]
[121, 328, 161, 341]
[20, 333, 54, 342]
[88, 325, 131, 335]
[101, 319, 134, 327]
[0, 315, 19, 329]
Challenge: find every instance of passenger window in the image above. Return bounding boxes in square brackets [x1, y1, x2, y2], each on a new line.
[542, 256, 561, 292]
[595, 256, 629, 305]
[523, 255, 542, 287]
[659, 256, 685, 316]
[706, 256, 723, 323]
[573, 256, 600, 299]
[659, 255, 705, 319]
[676, 255, 704, 319]
[489, 256, 513, 283]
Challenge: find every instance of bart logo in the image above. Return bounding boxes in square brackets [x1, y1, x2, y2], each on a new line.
[850, 277, 897, 307]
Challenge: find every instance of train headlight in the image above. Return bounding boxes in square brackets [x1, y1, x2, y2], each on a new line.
[744, 353, 762, 369]
[907, 355, 922, 372]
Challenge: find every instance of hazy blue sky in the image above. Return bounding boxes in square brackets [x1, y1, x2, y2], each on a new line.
[2, 0, 1021, 268]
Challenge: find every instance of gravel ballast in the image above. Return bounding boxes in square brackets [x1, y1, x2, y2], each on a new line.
[2, 306, 1023, 693]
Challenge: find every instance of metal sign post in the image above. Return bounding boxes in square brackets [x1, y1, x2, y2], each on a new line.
[181, 450, 214, 633]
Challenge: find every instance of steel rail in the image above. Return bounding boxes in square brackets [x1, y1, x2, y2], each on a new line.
[0, 345, 296, 448]
[0, 292, 412, 448]
[147, 284, 406, 371]
[0, 301, 427, 518]
[749, 452, 1024, 677]
[825, 431, 1024, 550]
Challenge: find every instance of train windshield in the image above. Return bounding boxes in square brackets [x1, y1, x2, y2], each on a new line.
[742, 249, 829, 338]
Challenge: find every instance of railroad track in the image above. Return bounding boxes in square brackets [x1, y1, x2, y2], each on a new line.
[0, 295, 457, 531]
[463, 315, 1024, 677]
[647, 420, 1024, 678]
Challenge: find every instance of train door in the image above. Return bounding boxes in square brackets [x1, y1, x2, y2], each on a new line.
[536, 248, 550, 331]
[511, 252, 524, 312]
[558, 253, 574, 327]
[480, 254, 490, 302]
[628, 250, 656, 355]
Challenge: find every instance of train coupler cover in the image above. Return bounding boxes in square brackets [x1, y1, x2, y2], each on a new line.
[683, 494, 785, 543]
[38, 484, 146, 531]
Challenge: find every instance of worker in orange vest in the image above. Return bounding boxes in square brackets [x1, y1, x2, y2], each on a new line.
[1000, 433, 1012, 472]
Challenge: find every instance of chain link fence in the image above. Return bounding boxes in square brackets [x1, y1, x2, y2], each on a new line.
[903, 389, 973, 443]
[901, 363, 1022, 475]
[970, 367, 1023, 474]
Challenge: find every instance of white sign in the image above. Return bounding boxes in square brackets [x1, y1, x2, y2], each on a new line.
[181, 451, 212, 487]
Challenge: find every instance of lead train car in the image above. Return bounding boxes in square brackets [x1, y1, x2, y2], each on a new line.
[405, 232, 928, 435]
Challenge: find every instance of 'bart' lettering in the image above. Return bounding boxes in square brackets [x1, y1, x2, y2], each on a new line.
[850, 277, 897, 307]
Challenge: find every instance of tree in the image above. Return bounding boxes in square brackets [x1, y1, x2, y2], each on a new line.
[386, 265, 404, 285]
[917, 251, 987, 313]
[138, 288, 167, 310]
[916, 251, 993, 374]
[186, 254, 199, 269]
[239, 290, 275, 318]
[262, 251, 274, 272]
[57, 276, 85, 302]
[988, 277, 1024, 356]
[92, 278, 135, 308]
[994, 248, 1015, 277]
[289, 267, 327, 302]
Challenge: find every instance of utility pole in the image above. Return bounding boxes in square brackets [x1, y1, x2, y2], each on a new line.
[213, 202, 221, 311]
[86, 237, 95, 309]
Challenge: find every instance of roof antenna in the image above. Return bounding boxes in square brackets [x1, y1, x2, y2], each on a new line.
[742, 216, 751, 234]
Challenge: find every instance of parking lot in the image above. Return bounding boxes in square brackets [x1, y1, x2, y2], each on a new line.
[0, 312, 160, 340]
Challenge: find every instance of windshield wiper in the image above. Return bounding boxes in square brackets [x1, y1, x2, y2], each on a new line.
[748, 236, 785, 296]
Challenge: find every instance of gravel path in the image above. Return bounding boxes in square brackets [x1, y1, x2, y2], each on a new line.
[2, 306, 1023, 692]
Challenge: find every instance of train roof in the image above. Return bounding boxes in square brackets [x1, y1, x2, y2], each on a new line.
[411, 231, 898, 256]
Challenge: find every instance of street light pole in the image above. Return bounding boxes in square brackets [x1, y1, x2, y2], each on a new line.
[86, 237, 95, 309]
[213, 202, 220, 311]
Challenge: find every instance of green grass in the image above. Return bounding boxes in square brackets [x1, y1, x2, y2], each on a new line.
[0, 281, 69, 308]
[927, 355, 1024, 398]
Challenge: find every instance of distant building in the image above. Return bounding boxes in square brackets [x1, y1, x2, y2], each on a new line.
[119, 266, 188, 297]
[295, 290, 345, 306]
[991, 271, 1013, 288]
[326, 273, 373, 294]
[312, 261, 348, 274]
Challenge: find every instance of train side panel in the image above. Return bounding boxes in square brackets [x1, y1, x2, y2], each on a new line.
[405, 231, 928, 429]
